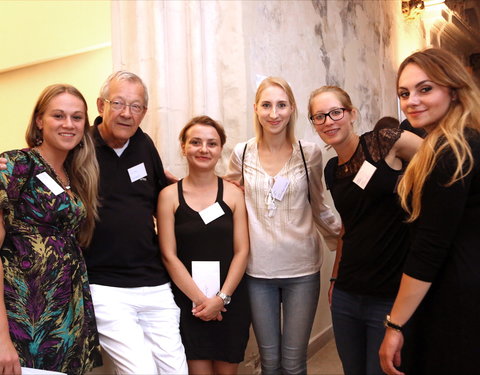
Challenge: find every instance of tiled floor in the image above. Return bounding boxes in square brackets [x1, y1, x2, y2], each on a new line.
[307, 338, 344, 375]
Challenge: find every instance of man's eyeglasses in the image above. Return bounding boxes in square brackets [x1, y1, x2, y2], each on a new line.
[104, 99, 146, 114]
[310, 108, 347, 126]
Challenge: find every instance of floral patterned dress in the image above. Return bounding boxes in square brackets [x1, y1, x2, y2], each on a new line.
[0, 149, 102, 375]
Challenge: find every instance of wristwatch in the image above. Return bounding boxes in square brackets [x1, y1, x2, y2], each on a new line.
[216, 291, 231, 305]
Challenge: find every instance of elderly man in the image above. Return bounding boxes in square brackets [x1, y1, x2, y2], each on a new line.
[85, 71, 187, 374]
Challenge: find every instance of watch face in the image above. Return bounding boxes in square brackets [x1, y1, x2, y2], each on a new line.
[224, 295, 231, 305]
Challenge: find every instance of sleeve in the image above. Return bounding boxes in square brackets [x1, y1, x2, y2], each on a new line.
[0, 150, 30, 211]
[225, 142, 247, 185]
[307, 142, 341, 250]
[403, 145, 477, 281]
[376, 128, 402, 159]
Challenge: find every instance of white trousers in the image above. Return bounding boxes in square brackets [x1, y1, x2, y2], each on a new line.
[90, 283, 188, 375]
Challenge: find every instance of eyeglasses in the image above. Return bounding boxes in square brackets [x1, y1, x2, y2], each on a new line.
[310, 108, 347, 126]
[104, 99, 146, 114]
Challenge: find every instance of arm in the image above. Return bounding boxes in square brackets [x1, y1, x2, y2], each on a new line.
[380, 146, 475, 375]
[0, 211, 21, 375]
[308, 143, 341, 250]
[379, 275, 431, 375]
[223, 143, 245, 185]
[157, 186, 224, 321]
[192, 183, 249, 318]
[387, 130, 423, 164]
[328, 225, 344, 306]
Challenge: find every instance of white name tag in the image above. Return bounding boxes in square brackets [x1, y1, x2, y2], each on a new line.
[271, 176, 289, 201]
[128, 162, 147, 183]
[199, 202, 225, 225]
[353, 160, 377, 190]
[36, 172, 64, 195]
[192, 261, 220, 307]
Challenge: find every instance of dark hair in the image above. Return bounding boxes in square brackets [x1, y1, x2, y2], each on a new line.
[179, 115, 226, 146]
[373, 116, 399, 131]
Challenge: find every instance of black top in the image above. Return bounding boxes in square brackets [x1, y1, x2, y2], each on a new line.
[85, 120, 169, 287]
[401, 129, 480, 374]
[172, 178, 250, 363]
[325, 129, 409, 297]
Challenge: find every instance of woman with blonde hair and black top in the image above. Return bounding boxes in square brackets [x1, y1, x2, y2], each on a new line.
[308, 85, 422, 375]
[380, 48, 480, 375]
[0, 84, 101, 374]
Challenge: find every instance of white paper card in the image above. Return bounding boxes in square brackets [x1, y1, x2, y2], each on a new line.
[36, 172, 64, 195]
[21, 367, 66, 375]
[128, 162, 147, 183]
[192, 261, 220, 307]
[199, 202, 225, 225]
[353, 160, 377, 190]
[271, 176, 289, 201]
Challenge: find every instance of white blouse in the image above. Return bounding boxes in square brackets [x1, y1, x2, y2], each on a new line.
[226, 138, 340, 278]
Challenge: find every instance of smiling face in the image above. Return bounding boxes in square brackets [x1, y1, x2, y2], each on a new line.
[97, 79, 147, 148]
[182, 124, 223, 171]
[398, 63, 453, 133]
[309, 91, 357, 147]
[254, 85, 294, 138]
[36, 92, 86, 155]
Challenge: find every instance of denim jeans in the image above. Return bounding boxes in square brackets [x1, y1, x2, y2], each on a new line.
[331, 287, 394, 375]
[246, 272, 320, 375]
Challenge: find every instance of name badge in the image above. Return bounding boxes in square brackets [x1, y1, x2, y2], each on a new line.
[271, 176, 289, 201]
[128, 162, 147, 183]
[36, 172, 64, 195]
[353, 160, 377, 190]
[199, 202, 225, 225]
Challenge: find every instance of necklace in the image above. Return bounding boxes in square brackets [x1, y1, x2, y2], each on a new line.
[33, 148, 71, 190]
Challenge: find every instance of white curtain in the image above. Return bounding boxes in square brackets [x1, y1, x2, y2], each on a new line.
[111, 0, 249, 177]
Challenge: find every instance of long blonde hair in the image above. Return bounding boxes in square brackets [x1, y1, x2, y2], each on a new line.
[26, 84, 99, 246]
[254, 77, 297, 144]
[397, 48, 480, 221]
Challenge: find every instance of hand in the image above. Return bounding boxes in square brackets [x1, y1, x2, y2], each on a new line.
[0, 158, 7, 171]
[192, 296, 226, 321]
[379, 328, 405, 375]
[222, 177, 244, 192]
[328, 281, 335, 306]
[0, 339, 21, 375]
[164, 170, 179, 184]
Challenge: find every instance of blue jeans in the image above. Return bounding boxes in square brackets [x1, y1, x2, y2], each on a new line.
[247, 272, 320, 375]
[331, 287, 394, 375]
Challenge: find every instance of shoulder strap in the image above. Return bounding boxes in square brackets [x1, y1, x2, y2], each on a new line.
[177, 179, 186, 206]
[241, 142, 248, 185]
[324, 156, 338, 190]
[298, 140, 311, 203]
[216, 176, 223, 202]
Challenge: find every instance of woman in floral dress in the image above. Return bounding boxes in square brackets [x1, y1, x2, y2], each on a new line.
[0, 84, 101, 375]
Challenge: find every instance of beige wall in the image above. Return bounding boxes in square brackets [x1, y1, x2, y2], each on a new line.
[0, 0, 112, 152]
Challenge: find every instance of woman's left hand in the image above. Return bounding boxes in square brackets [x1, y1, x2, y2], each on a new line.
[192, 297, 226, 321]
[379, 328, 405, 375]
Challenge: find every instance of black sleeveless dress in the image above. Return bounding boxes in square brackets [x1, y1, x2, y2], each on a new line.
[173, 177, 250, 363]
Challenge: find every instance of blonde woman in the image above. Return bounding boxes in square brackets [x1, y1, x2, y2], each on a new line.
[380, 48, 480, 375]
[309, 86, 421, 375]
[0, 84, 101, 374]
[227, 77, 340, 374]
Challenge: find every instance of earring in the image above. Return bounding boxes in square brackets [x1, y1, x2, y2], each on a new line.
[77, 141, 84, 148]
[34, 137, 43, 146]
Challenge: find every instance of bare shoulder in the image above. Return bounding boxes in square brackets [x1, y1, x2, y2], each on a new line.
[223, 179, 243, 198]
[159, 183, 180, 210]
